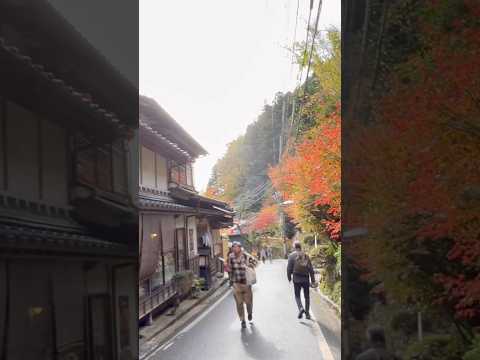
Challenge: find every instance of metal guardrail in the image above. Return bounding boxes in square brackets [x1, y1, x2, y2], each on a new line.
[190, 255, 200, 275]
[139, 281, 177, 319]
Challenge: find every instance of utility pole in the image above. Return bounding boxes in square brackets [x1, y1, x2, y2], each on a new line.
[418, 311, 423, 341]
[280, 210, 287, 258]
[271, 103, 276, 164]
[273, 191, 288, 259]
[279, 96, 286, 161]
[290, 97, 296, 138]
[277, 97, 288, 259]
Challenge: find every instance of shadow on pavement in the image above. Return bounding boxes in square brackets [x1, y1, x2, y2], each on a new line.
[299, 320, 315, 328]
[240, 323, 285, 360]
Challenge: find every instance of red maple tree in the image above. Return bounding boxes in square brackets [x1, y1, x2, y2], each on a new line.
[348, 0, 480, 323]
[269, 106, 341, 241]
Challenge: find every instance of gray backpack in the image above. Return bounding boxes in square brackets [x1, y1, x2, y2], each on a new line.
[293, 252, 309, 275]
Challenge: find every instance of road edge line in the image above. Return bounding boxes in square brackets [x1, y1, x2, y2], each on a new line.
[310, 311, 336, 360]
[140, 282, 232, 360]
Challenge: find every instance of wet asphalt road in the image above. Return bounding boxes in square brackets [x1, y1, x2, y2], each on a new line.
[147, 260, 340, 360]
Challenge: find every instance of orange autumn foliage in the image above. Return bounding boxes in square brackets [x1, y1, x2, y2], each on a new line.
[269, 107, 341, 241]
[251, 204, 278, 233]
[348, 0, 480, 321]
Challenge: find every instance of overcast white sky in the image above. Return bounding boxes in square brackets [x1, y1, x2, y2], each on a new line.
[140, 0, 340, 192]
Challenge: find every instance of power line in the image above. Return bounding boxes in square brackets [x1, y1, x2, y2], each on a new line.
[304, 0, 323, 96]
[289, 0, 301, 81]
[242, 185, 274, 212]
[242, 183, 270, 203]
[235, 183, 274, 218]
[293, 0, 323, 142]
[297, 0, 315, 84]
[234, 181, 270, 207]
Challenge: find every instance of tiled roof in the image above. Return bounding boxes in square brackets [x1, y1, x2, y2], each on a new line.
[140, 120, 193, 160]
[0, 37, 130, 132]
[137, 197, 196, 213]
[0, 222, 131, 256]
[139, 96, 208, 157]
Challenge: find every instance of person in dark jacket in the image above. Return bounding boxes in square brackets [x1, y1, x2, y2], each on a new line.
[287, 241, 317, 319]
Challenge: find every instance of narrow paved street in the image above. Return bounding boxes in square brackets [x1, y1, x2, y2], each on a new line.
[146, 260, 340, 360]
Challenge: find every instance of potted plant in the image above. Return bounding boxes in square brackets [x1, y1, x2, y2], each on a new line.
[172, 271, 194, 299]
[191, 277, 206, 299]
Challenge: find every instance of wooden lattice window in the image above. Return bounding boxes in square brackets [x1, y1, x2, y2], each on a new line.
[74, 135, 127, 195]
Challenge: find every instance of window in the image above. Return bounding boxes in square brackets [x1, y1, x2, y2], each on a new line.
[178, 165, 186, 185]
[169, 161, 180, 184]
[169, 161, 192, 188]
[75, 136, 96, 185]
[140, 147, 169, 191]
[74, 135, 127, 195]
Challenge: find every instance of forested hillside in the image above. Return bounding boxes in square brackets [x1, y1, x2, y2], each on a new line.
[206, 91, 293, 215]
[206, 28, 340, 236]
[205, 27, 341, 304]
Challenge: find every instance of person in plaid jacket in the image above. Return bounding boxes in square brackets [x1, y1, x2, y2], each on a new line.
[228, 241, 257, 329]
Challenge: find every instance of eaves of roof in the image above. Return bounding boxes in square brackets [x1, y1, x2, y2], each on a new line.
[140, 121, 193, 160]
[0, 221, 132, 257]
[140, 96, 208, 157]
[0, 37, 132, 134]
[137, 197, 196, 214]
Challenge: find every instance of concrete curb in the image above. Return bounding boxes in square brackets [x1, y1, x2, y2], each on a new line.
[313, 288, 341, 317]
[141, 278, 229, 343]
[140, 278, 231, 359]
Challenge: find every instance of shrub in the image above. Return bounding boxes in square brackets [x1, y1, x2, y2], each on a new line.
[404, 334, 465, 360]
[331, 280, 341, 305]
[173, 271, 194, 298]
[463, 335, 480, 360]
[391, 310, 432, 336]
[191, 276, 206, 297]
[391, 310, 417, 336]
[309, 244, 336, 269]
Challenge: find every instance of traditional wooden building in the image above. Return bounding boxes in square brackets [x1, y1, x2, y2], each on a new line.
[0, 2, 138, 359]
[138, 96, 233, 324]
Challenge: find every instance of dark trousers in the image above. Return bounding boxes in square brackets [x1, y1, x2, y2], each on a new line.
[294, 282, 310, 314]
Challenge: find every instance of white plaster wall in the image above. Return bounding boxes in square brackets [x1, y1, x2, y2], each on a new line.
[141, 146, 156, 188]
[155, 154, 168, 191]
[175, 215, 185, 229]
